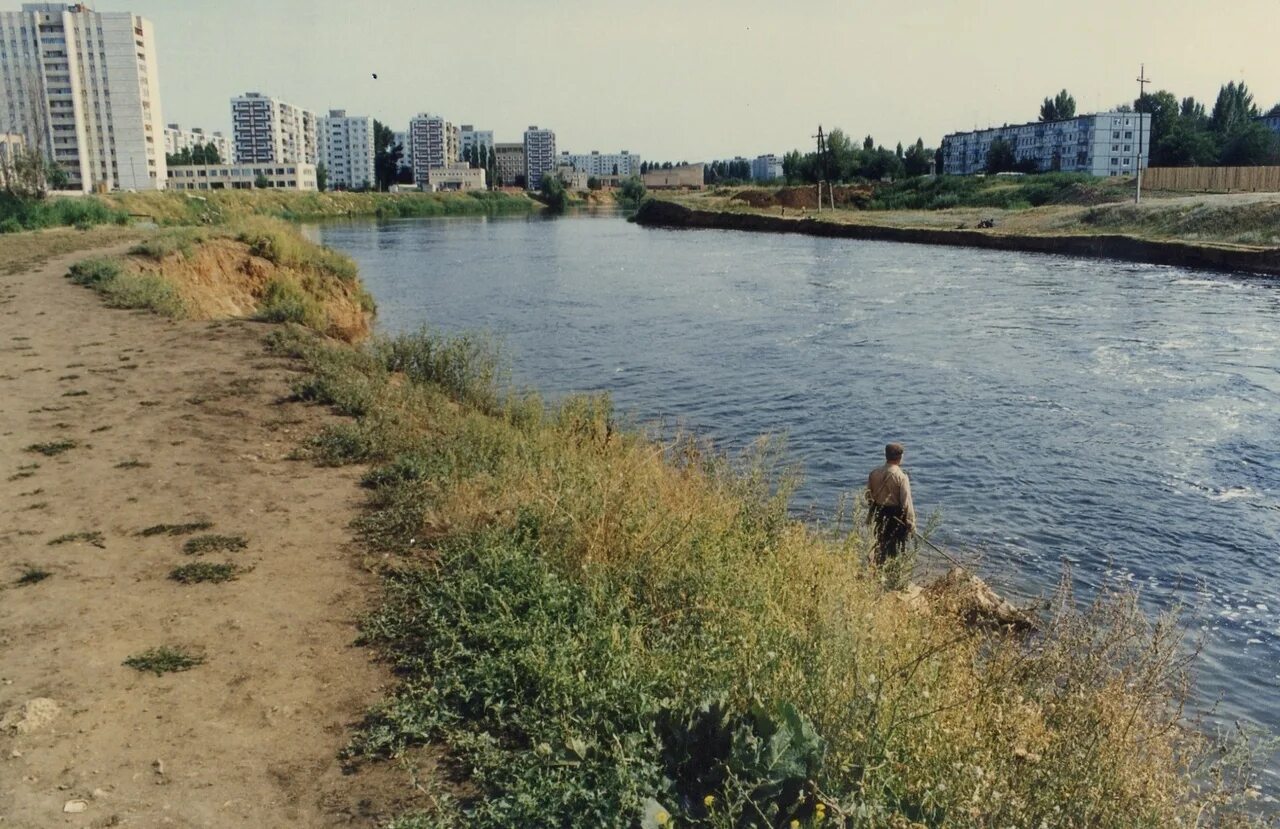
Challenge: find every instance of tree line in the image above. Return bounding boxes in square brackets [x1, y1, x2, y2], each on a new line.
[781, 131, 937, 185]
[165, 142, 223, 167]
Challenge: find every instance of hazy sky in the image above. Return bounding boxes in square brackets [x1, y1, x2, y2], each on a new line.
[97, 0, 1280, 160]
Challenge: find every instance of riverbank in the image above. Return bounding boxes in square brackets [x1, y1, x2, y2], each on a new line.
[2, 225, 1268, 826]
[0, 243, 421, 826]
[637, 190, 1280, 276]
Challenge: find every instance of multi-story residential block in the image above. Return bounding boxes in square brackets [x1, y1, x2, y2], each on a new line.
[0, 2, 165, 191]
[164, 124, 232, 163]
[752, 154, 783, 181]
[523, 125, 555, 190]
[426, 162, 486, 192]
[317, 109, 374, 190]
[230, 92, 317, 165]
[408, 113, 459, 188]
[166, 161, 317, 191]
[493, 142, 524, 187]
[941, 111, 1150, 177]
[459, 125, 493, 163]
[556, 149, 641, 178]
[1259, 114, 1280, 136]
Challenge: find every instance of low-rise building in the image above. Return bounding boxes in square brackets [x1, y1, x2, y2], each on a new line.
[523, 126, 556, 190]
[166, 162, 317, 191]
[642, 163, 705, 189]
[554, 165, 589, 190]
[164, 125, 233, 163]
[941, 111, 1150, 177]
[752, 154, 783, 181]
[426, 162, 486, 192]
[493, 142, 525, 187]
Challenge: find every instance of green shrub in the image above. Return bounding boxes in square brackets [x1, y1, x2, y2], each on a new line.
[373, 329, 505, 412]
[67, 256, 185, 317]
[257, 277, 326, 328]
[0, 193, 130, 231]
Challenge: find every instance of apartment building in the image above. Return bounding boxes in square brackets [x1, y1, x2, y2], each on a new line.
[752, 153, 783, 181]
[557, 149, 640, 177]
[230, 92, 317, 165]
[493, 142, 524, 187]
[522, 125, 555, 190]
[166, 161, 317, 191]
[459, 124, 493, 162]
[0, 2, 165, 191]
[164, 123, 232, 162]
[408, 113, 459, 188]
[941, 111, 1151, 177]
[317, 109, 374, 190]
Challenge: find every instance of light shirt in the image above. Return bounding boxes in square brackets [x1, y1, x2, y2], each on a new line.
[867, 462, 916, 529]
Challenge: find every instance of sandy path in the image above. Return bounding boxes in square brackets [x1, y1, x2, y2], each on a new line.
[0, 246, 406, 826]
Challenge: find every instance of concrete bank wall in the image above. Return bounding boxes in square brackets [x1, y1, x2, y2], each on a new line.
[634, 200, 1280, 278]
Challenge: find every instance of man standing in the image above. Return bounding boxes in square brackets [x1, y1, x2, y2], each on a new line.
[866, 442, 916, 566]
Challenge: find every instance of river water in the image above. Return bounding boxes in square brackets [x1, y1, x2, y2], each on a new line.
[308, 211, 1280, 777]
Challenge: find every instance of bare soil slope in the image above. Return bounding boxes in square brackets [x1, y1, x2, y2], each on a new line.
[0, 246, 407, 827]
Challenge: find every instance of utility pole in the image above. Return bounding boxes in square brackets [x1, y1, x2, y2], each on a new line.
[1135, 63, 1150, 204]
[812, 125, 827, 212]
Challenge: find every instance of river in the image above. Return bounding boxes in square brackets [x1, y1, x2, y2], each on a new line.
[307, 210, 1280, 780]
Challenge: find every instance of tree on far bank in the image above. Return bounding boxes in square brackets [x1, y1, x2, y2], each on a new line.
[254, 173, 270, 189]
[1039, 89, 1077, 121]
[317, 163, 328, 192]
[539, 174, 568, 212]
[985, 138, 1018, 173]
[373, 119, 404, 191]
[619, 175, 646, 205]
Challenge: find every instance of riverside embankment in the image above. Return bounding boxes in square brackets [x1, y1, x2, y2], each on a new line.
[634, 197, 1280, 276]
[2, 201, 1271, 826]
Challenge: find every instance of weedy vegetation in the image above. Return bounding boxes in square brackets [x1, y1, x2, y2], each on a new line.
[123, 645, 205, 676]
[66, 257, 186, 317]
[265, 324, 1267, 828]
[182, 534, 247, 555]
[15, 566, 51, 586]
[169, 562, 240, 584]
[114, 459, 151, 469]
[137, 521, 214, 537]
[24, 439, 78, 456]
[48, 531, 104, 548]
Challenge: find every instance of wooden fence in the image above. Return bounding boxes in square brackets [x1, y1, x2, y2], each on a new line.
[1143, 165, 1280, 193]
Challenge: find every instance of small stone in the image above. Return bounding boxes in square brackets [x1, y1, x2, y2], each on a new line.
[91, 788, 108, 799]
[63, 799, 88, 813]
[152, 759, 165, 776]
[9, 749, 21, 758]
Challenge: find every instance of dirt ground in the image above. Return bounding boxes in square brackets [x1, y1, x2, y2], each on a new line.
[0, 244, 415, 826]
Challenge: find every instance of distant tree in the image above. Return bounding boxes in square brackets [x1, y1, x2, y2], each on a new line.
[254, 173, 270, 189]
[662, 161, 673, 169]
[1267, 103, 1280, 117]
[317, 163, 328, 192]
[539, 173, 568, 212]
[902, 138, 932, 176]
[618, 175, 646, 205]
[514, 173, 527, 189]
[985, 137, 1018, 173]
[1219, 120, 1279, 166]
[1039, 89, 1076, 121]
[45, 161, 68, 190]
[586, 175, 602, 190]
[1136, 90, 1180, 165]
[204, 143, 221, 165]
[1181, 97, 1209, 124]
[1211, 81, 1260, 133]
[862, 134, 874, 151]
[463, 145, 474, 168]
[934, 147, 944, 174]
[373, 119, 403, 191]
[639, 161, 649, 174]
[1155, 120, 1220, 166]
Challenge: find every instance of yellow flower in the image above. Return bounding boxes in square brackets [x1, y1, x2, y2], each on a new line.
[791, 821, 800, 829]
[656, 810, 670, 825]
[703, 795, 715, 808]
[816, 802, 826, 814]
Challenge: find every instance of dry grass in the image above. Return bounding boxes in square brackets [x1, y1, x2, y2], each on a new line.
[0, 226, 142, 276]
[273, 326, 1267, 828]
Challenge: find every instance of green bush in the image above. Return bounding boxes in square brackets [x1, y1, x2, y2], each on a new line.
[257, 277, 326, 329]
[373, 329, 505, 412]
[0, 193, 129, 231]
[67, 256, 185, 317]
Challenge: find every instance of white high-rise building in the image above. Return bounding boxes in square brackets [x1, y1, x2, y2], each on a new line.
[941, 111, 1151, 177]
[231, 92, 317, 165]
[317, 109, 374, 190]
[557, 150, 640, 178]
[408, 113, 459, 189]
[751, 154, 782, 181]
[459, 125, 493, 163]
[523, 125, 556, 190]
[164, 124, 232, 163]
[0, 2, 166, 191]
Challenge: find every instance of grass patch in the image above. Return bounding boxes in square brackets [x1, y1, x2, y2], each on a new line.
[137, 521, 214, 537]
[128, 226, 210, 260]
[48, 530, 105, 547]
[66, 257, 186, 317]
[15, 566, 51, 585]
[8, 470, 36, 481]
[123, 645, 204, 676]
[115, 459, 151, 469]
[257, 276, 327, 329]
[182, 534, 247, 555]
[169, 562, 239, 584]
[268, 326, 1265, 827]
[25, 439, 78, 456]
[62, 389, 89, 397]
[0, 192, 130, 232]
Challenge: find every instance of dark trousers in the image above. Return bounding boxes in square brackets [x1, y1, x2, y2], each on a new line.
[869, 504, 909, 566]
